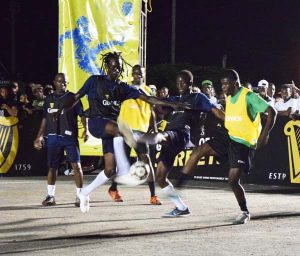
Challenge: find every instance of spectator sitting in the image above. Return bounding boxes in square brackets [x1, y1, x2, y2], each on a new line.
[44, 84, 54, 96]
[32, 85, 45, 111]
[11, 81, 21, 101]
[218, 91, 227, 110]
[201, 80, 218, 105]
[158, 86, 169, 99]
[19, 93, 33, 115]
[148, 84, 157, 96]
[191, 86, 201, 93]
[257, 79, 274, 107]
[267, 82, 276, 100]
[0, 83, 18, 117]
[274, 84, 297, 117]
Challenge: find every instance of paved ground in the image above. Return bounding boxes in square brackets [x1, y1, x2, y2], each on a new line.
[1, 176, 300, 255]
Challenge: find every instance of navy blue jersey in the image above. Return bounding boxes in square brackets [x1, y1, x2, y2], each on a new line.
[43, 91, 84, 139]
[77, 75, 141, 120]
[165, 92, 214, 133]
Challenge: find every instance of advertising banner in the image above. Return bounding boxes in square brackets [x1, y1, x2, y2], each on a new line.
[2, 111, 300, 188]
[58, 0, 142, 156]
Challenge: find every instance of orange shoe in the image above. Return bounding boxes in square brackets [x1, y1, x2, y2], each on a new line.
[150, 195, 162, 205]
[108, 188, 123, 202]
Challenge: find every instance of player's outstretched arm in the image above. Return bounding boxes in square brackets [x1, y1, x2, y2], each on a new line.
[138, 94, 191, 110]
[211, 107, 225, 121]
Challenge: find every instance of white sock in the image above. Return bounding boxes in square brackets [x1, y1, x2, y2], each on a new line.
[161, 184, 187, 211]
[81, 171, 109, 196]
[113, 136, 131, 176]
[76, 187, 81, 197]
[47, 185, 56, 197]
[135, 133, 165, 145]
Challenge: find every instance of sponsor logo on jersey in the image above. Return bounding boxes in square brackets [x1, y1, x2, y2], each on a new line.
[225, 116, 243, 122]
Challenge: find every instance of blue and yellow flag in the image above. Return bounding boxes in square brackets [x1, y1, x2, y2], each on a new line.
[59, 0, 141, 95]
[58, 0, 141, 156]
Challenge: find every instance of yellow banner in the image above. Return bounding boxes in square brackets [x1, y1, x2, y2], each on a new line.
[59, 0, 141, 94]
[59, 0, 141, 156]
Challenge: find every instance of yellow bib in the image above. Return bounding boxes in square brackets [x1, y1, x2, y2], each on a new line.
[225, 87, 261, 147]
[118, 84, 152, 132]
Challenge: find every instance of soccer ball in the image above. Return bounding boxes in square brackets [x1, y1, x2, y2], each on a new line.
[129, 161, 150, 181]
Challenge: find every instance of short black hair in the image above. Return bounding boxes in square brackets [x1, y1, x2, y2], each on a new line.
[221, 69, 240, 85]
[280, 84, 292, 90]
[177, 70, 193, 84]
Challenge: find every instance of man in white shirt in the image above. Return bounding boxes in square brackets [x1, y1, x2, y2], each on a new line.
[274, 84, 297, 117]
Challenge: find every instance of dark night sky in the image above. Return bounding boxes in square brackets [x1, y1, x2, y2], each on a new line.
[1, 0, 300, 87]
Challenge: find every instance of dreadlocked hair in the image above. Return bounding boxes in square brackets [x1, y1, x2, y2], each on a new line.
[100, 51, 132, 80]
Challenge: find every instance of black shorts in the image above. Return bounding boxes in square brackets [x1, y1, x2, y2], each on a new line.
[156, 130, 188, 169]
[207, 132, 255, 174]
[136, 142, 149, 155]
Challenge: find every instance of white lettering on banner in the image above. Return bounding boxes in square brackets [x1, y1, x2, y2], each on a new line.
[194, 175, 228, 181]
[225, 116, 243, 122]
[268, 172, 287, 180]
[14, 163, 32, 172]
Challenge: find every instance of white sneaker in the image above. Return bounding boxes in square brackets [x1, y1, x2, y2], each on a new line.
[233, 211, 250, 225]
[79, 192, 90, 213]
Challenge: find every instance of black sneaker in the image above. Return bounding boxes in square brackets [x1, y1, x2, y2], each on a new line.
[42, 195, 56, 206]
[74, 196, 80, 207]
[163, 207, 191, 218]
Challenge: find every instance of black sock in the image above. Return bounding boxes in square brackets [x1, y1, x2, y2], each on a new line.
[174, 172, 189, 188]
[110, 180, 118, 191]
[239, 200, 249, 212]
[148, 181, 155, 197]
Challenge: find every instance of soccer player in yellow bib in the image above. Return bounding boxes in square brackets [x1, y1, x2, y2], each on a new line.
[114, 64, 161, 205]
[175, 69, 277, 224]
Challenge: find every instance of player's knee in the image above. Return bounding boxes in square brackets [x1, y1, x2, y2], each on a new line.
[71, 163, 82, 174]
[104, 168, 116, 178]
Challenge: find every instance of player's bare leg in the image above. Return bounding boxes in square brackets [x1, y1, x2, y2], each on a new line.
[71, 162, 83, 207]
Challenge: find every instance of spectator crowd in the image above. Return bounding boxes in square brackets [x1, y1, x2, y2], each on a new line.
[1, 77, 300, 130]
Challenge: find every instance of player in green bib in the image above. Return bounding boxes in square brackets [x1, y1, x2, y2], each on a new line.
[175, 69, 277, 224]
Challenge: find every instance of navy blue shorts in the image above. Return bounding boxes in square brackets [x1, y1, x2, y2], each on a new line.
[88, 117, 115, 154]
[156, 130, 188, 169]
[46, 135, 80, 168]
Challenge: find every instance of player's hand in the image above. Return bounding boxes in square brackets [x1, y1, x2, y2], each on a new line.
[33, 137, 44, 150]
[1, 104, 8, 110]
[81, 129, 89, 142]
